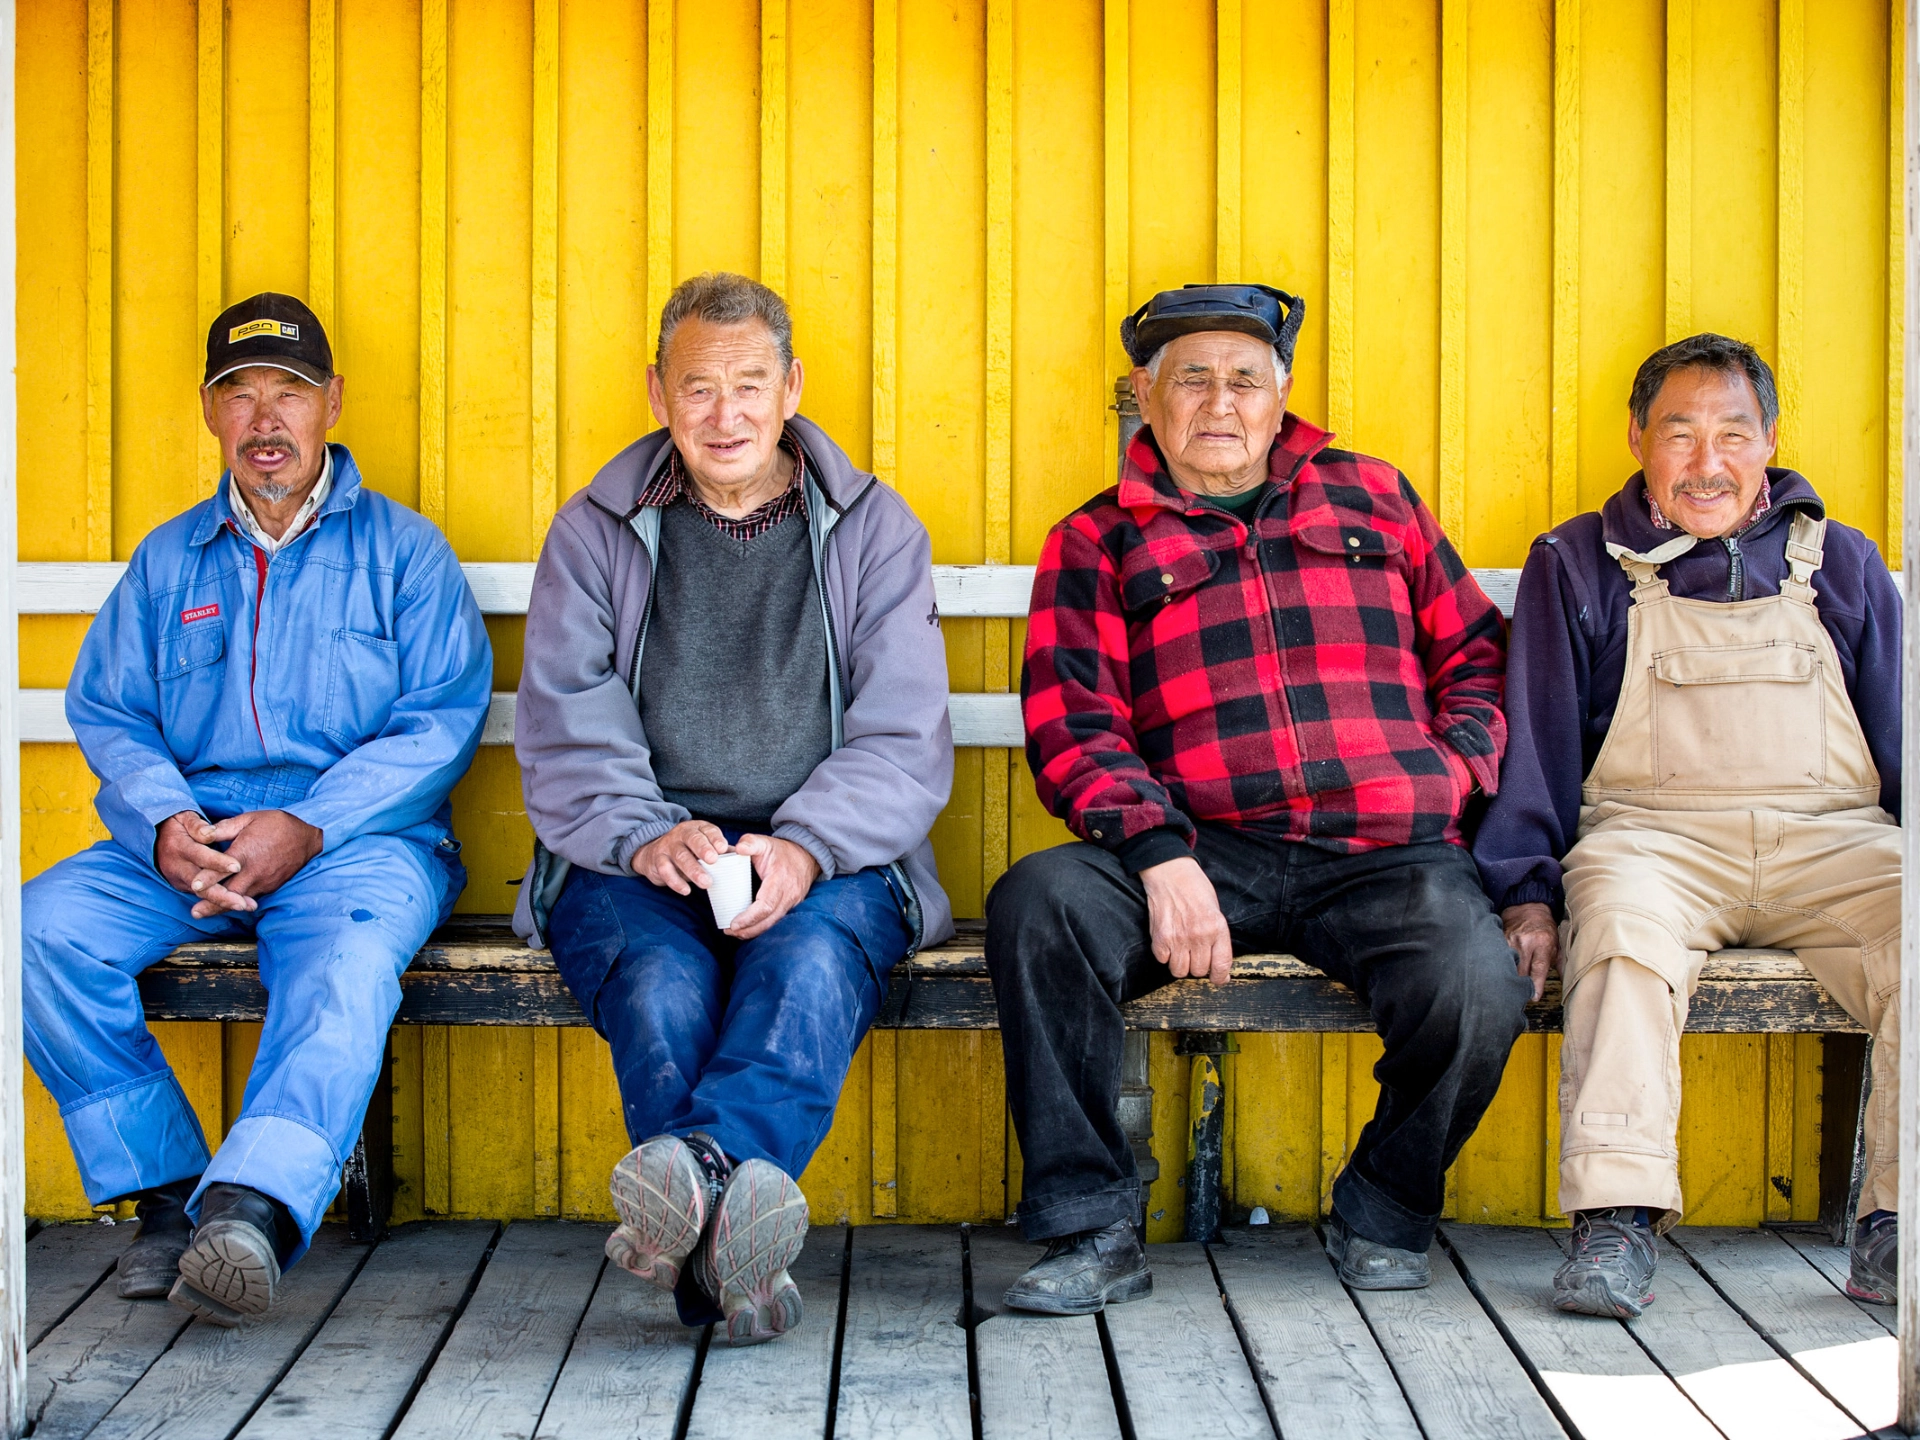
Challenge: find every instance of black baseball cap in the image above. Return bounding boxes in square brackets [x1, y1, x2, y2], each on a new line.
[1121, 283, 1306, 369]
[204, 293, 333, 387]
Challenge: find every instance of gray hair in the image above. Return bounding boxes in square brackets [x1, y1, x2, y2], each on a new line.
[655, 272, 795, 373]
[1144, 341, 1287, 384]
[1629, 333, 1779, 430]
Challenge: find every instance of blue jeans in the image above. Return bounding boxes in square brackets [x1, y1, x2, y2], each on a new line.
[23, 834, 463, 1266]
[545, 862, 910, 1178]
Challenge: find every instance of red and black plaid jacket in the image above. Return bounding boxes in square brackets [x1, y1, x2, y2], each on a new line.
[1022, 416, 1507, 863]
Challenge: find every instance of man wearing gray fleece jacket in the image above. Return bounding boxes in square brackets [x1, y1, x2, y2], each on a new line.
[513, 274, 954, 1347]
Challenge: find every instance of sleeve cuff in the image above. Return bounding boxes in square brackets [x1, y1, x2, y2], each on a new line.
[773, 823, 837, 881]
[1438, 717, 1501, 795]
[1496, 879, 1564, 918]
[1112, 827, 1195, 874]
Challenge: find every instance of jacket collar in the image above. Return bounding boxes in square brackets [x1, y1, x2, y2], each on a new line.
[1599, 466, 1824, 556]
[1116, 412, 1335, 518]
[586, 413, 874, 519]
[191, 442, 366, 548]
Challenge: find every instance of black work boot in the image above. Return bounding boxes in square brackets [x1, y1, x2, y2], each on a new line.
[115, 1177, 199, 1299]
[1553, 1206, 1657, 1318]
[1847, 1210, 1897, 1305]
[169, 1183, 299, 1327]
[1003, 1220, 1152, 1316]
[1324, 1208, 1431, 1290]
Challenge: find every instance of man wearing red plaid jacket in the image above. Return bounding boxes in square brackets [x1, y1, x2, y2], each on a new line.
[989, 284, 1532, 1313]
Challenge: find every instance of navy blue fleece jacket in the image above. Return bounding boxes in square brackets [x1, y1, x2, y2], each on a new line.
[1471, 468, 1902, 916]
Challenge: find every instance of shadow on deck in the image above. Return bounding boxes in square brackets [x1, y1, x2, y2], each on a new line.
[21, 1216, 1907, 1439]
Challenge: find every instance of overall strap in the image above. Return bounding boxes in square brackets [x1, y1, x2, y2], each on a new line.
[1781, 512, 1826, 601]
[1606, 532, 1696, 601]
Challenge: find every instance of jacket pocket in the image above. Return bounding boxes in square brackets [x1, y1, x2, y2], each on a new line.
[153, 621, 227, 680]
[1118, 542, 1219, 613]
[323, 628, 404, 746]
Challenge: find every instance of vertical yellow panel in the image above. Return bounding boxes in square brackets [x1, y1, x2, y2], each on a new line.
[419, 0, 448, 527]
[196, 0, 223, 483]
[1791, 1031, 1823, 1222]
[422, 1024, 449, 1212]
[557, 1028, 627, 1221]
[1213, 0, 1240, 283]
[870, 0, 897, 484]
[1543, 1031, 1564, 1220]
[1324, 0, 1354, 438]
[556, 0, 648, 503]
[1775, 0, 1804, 468]
[25, 1066, 92, 1219]
[447, 1029, 534, 1218]
[221, 1021, 261, 1133]
[532, 1027, 560, 1216]
[86, 0, 113, 560]
[1676, 1034, 1766, 1226]
[1102, 0, 1129, 457]
[673, 0, 758, 280]
[1146, 1032, 1189, 1240]
[870, 1030, 897, 1217]
[646, 0, 674, 355]
[983, 0, 1013, 894]
[389, 1026, 424, 1223]
[308, 0, 337, 332]
[1437, 0, 1466, 541]
[1764, 1032, 1795, 1223]
[759, 0, 786, 293]
[1665, 0, 1692, 339]
[1801, 0, 1892, 544]
[1227, 1034, 1320, 1222]
[786, 0, 870, 454]
[21, 747, 107, 883]
[1127, 0, 1213, 297]
[1241, 0, 1325, 423]
[1452, 1035, 1547, 1225]
[1318, 1032, 1347, 1214]
[1690, 0, 1775, 354]
[1886, 0, 1905, 564]
[1550, 0, 1579, 527]
[896, 1032, 997, 1222]
[1352, 1, 1439, 505]
[796, 1034, 872, 1226]
[224, 0, 309, 300]
[530, 0, 559, 543]
[1577, 0, 1663, 513]
[334, 0, 422, 507]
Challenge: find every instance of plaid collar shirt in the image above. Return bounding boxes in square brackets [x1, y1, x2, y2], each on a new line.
[1021, 416, 1509, 861]
[639, 431, 808, 538]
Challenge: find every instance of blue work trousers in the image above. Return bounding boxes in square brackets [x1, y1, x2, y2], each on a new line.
[23, 834, 461, 1265]
[545, 862, 910, 1178]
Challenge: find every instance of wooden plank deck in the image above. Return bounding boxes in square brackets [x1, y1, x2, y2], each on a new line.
[21, 1218, 1907, 1439]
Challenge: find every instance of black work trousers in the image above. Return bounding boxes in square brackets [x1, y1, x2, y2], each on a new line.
[984, 825, 1530, 1252]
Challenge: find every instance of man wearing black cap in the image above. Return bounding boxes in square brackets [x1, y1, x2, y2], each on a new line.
[987, 284, 1528, 1311]
[20, 293, 491, 1323]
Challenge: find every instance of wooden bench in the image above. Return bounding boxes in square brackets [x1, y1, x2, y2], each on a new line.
[18, 561, 1876, 1240]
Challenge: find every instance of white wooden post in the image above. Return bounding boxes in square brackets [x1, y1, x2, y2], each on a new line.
[1902, 0, 1920, 1431]
[0, 2, 22, 1433]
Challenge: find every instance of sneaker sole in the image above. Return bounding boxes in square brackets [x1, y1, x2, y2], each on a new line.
[1553, 1270, 1651, 1320]
[1003, 1269, 1153, 1316]
[607, 1137, 709, 1291]
[170, 1222, 280, 1326]
[1846, 1277, 1895, 1305]
[706, 1160, 809, 1346]
[1340, 1263, 1431, 1291]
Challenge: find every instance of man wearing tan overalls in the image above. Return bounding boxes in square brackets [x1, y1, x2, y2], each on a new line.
[1474, 333, 1903, 1318]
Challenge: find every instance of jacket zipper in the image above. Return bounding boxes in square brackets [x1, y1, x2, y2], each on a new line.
[233, 522, 270, 747]
[1724, 534, 1745, 600]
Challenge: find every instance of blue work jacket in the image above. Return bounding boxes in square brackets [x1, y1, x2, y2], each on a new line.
[68, 444, 493, 869]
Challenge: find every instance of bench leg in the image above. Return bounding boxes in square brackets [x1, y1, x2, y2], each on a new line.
[1820, 1033, 1870, 1244]
[344, 1035, 395, 1242]
[1119, 1032, 1157, 1233]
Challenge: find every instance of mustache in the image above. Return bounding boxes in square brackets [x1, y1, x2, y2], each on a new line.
[238, 434, 301, 462]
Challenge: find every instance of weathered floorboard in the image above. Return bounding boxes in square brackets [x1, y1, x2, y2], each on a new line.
[683, 1225, 847, 1440]
[833, 1226, 971, 1440]
[1551, 1231, 1859, 1440]
[967, 1227, 1122, 1440]
[531, 1256, 702, 1440]
[1779, 1229, 1897, 1336]
[1102, 1241, 1271, 1439]
[1670, 1227, 1897, 1435]
[26, 1221, 131, 1349]
[24, 1275, 195, 1439]
[1208, 1227, 1419, 1440]
[1441, 1225, 1719, 1440]
[392, 1220, 607, 1440]
[236, 1221, 498, 1440]
[87, 1228, 370, 1440]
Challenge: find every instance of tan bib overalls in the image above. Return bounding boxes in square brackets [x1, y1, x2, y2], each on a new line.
[1557, 513, 1901, 1225]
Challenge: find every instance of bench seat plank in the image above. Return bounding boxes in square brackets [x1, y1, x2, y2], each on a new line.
[135, 922, 1864, 1035]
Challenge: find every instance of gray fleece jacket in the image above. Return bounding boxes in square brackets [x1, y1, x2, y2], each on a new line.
[512, 414, 956, 950]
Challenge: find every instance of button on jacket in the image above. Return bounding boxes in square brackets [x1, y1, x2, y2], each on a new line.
[66, 443, 493, 861]
[1021, 418, 1508, 867]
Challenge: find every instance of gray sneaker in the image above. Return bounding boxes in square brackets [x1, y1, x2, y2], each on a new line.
[1554, 1207, 1656, 1318]
[1323, 1209, 1431, 1290]
[698, 1157, 809, 1346]
[1847, 1211, 1896, 1305]
[1003, 1220, 1152, 1316]
[606, 1134, 723, 1291]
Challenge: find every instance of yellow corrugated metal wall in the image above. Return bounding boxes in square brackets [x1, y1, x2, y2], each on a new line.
[16, 0, 1904, 1235]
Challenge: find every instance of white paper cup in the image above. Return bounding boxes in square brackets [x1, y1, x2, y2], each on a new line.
[703, 852, 754, 930]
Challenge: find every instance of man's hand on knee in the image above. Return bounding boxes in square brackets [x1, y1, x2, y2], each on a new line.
[724, 834, 821, 940]
[156, 810, 243, 905]
[1141, 855, 1232, 987]
[1502, 902, 1559, 1002]
[631, 820, 730, 895]
[187, 811, 325, 918]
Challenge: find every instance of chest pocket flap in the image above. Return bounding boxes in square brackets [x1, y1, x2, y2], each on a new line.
[1653, 641, 1817, 686]
[1292, 521, 1403, 560]
[155, 622, 226, 679]
[1119, 545, 1219, 612]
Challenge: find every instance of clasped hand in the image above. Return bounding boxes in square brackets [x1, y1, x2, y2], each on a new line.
[155, 809, 325, 919]
[1502, 901, 1559, 1002]
[631, 819, 820, 940]
[1140, 855, 1233, 988]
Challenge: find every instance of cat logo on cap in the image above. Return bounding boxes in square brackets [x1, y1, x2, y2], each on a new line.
[228, 319, 300, 345]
